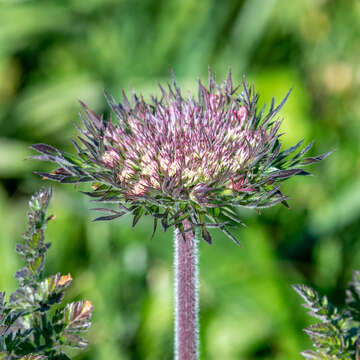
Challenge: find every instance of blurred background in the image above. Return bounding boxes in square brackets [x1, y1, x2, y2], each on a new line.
[0, 0, 359, 359]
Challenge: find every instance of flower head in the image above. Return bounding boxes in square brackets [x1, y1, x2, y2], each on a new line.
[31, 70, 330, 245]
[81, 300, 93, 316]
[58, 273, 73, 287]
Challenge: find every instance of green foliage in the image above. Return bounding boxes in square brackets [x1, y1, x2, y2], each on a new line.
[294, 271, 360, 360]
[0, 189, 92, 360]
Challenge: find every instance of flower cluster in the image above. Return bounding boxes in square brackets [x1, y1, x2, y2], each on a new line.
[101, 93, 252, 197]
[31, 70, 330, 244]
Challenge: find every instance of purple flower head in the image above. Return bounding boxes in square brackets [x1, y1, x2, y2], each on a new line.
[31, 70, 331, 245]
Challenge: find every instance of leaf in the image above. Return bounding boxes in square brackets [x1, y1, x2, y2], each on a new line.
[52, 353, 71, 360]
[132, 206, 144, 227]
[175, 223, 186, 242]
[0, 292, 5, 311]
[62, 153, 83, 166]
[268, 168, 310, 180]
[293, 284, 320, 306]
[300, 350, 328, 360]
[60, 176, 92, 183]
[33, 172, 65, 182]
[150, 218, 158, 240]
[201, 227, 212, 244]
[301, 150, 334, 165]
[161, 210, 170, 232]
[345, 271, 360, 321]
[220, 227, 241, 247]
[92, 214, 123, 221]
[64, 333, 88, 349]
[221, 208, 247, 227]
[273, 139, 304, 165]
[63, 300, 93, 333]
[20, 355, 48, 360]
[291, 141, 314, 163]
[273, 87, 292, 114]
[29, 144, 61, 156]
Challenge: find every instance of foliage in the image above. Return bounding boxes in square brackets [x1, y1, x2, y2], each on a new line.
[293, 271, 360, 360]
[0, 189, 92, 360]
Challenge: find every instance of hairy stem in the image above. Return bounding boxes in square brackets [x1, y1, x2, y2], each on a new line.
[174, 220, 199, 360]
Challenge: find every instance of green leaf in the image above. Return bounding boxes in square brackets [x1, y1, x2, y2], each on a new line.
[132, 206, 144, 228]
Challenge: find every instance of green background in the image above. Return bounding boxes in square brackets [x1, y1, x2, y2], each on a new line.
[0, 0, 359, 359]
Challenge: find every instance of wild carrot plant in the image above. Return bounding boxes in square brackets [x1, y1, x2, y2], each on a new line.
[31, 70, 330, 359]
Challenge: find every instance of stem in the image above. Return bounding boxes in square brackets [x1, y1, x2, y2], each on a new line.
[174, 219, 199, 360]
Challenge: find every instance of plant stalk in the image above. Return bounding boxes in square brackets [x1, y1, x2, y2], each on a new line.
[174, 219, 199, 360]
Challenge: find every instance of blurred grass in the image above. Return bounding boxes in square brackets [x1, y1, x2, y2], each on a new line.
[0, 0, 359, 359]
